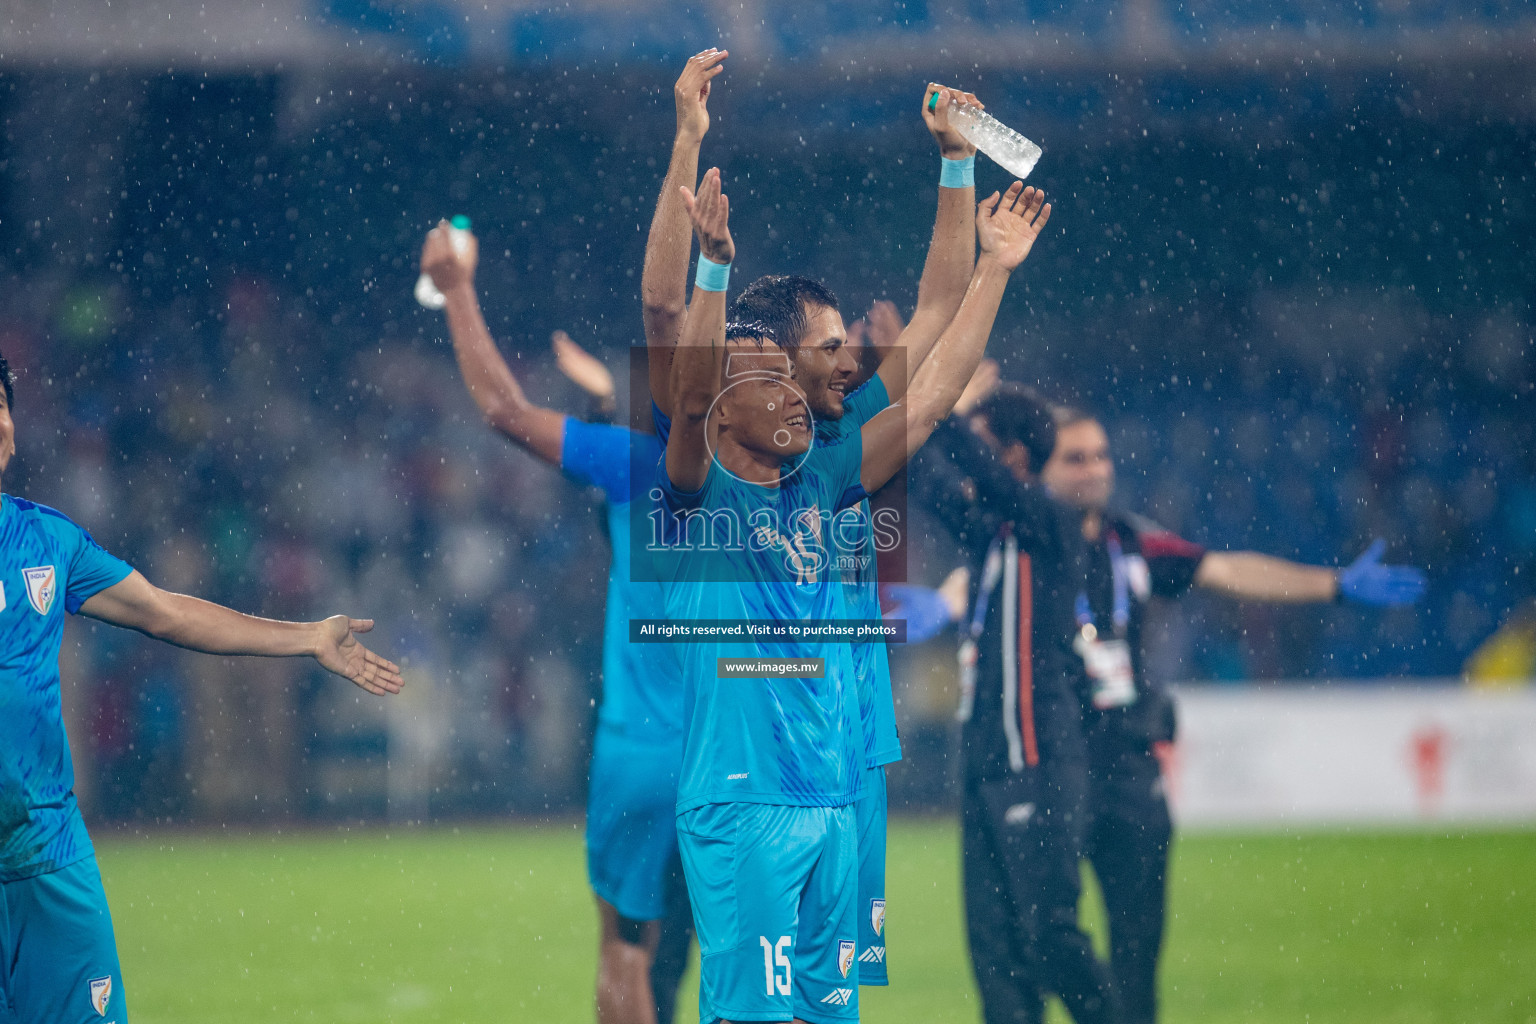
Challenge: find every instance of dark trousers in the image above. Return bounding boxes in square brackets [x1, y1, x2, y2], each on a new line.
[1084, 749, 1171, 1024]
[962, 770, 1121, 1024]
[649, 845, 695, 1024]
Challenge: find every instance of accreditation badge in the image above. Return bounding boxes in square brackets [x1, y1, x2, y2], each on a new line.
[1076, 627, 1137, 709]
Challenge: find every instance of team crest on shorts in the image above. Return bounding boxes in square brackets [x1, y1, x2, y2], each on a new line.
[870, 898, 885, 937]
[838, 938, 856, 978]
[88, 976, 112, 1017]
[23, 566, 56, 616]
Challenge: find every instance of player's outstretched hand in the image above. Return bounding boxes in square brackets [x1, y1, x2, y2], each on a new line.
[676, 48, 727, 143]
[923, 84, 980, 160]
[1338, 539, 1428, 607]
[552, 330, 617, 401]
[680, 167, 734, 266]
[976, 183, 1051, 271]
[313, 616, 405, 696]
[420, 220, 478, 293]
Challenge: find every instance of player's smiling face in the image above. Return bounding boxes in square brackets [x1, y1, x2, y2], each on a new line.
[1042, 419, 1115, 511]
[790, 304, 857, 420]
[717, 340, 813, 466]
[723, 372, 812, 461]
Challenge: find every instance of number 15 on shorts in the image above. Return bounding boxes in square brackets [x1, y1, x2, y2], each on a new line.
[760, 935, 791, 994]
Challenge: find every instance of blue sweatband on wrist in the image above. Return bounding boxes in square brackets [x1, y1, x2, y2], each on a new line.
[694, 256, 730, 293]
[941, 154, 975, 189]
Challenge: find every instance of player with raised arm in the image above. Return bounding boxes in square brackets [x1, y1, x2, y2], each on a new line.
[418, 224, 685, 1024]
[1033, 403, 1427, 1024]
[642, 47, 728, 417]
[658, 166, 1049, 1024]
[650, 82, 987, 987]
[0, 351, 402, 1024]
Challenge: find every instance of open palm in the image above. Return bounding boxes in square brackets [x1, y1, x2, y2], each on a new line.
[977, 183, 1051, 271]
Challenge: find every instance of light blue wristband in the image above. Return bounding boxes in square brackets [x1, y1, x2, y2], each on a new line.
[694, 256, 730, 292]
[941, 154, 975, 189]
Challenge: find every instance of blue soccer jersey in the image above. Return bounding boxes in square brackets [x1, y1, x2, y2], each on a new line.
[0, 495, 133, 881]
[561, 419, 681, 741]
[653, 376, 904, 770]
[654, 436, 868, 812]
[819, 376, 903, 769]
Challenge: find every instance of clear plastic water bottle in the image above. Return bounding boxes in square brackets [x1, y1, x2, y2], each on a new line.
[415, 214, 472, 310]
[948, 101, 1042, 181]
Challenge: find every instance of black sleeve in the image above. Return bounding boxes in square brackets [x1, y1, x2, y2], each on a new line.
[935, 418, 1069, 556]
[909, 419, 1003, 547]
[1123, 512, 1208, 597]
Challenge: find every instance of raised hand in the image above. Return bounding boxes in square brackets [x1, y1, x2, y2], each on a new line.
[552, 330, 616, 401]
[313, 616, 405, 696]
[420, 220, 478, 293]
[952, 358, 1001, 419]
[976, 183, 1051, 271]
[923, 83, 980, 160]
[676, 48, 727, 143]
[680, 167, 734, 266]
[866, 299, 906, 355]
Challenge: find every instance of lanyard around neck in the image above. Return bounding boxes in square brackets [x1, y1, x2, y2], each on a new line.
[1075, 530, 1130, 639]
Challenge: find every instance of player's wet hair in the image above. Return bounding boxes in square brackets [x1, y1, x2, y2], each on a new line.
[0, 349, 12, 409]
[724, 320, 774, 346]
[1050, 402, 1096, 431]
[978, 383, 1058, 472]
[728, 276, 840, 357]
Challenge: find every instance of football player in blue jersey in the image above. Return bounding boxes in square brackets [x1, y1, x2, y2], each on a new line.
[657, 165, 1049, 1024]
[419, 223, 687, 1024]
[643, 81, 991, 991]
[0, 351, 402, 1024]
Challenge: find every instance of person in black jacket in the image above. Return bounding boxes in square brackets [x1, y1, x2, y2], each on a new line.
[1037, 404, 1426, 1024]
[911, 383, 1119, 1024]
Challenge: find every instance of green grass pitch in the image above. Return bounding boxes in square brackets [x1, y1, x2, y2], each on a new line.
[100, 820, 1536, 1023]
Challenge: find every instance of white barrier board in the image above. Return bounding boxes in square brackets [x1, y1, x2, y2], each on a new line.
[1168, 684, 1536, 826]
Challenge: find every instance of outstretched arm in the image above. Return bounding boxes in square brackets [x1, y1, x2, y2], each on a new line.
[876, 84, 980, 403]
[859, 183, 1052, 495]
[420, 222, 565, 464]
[644, 48, 728, 417]
[666, 167, 735, 494]
[79, 572, 404, 696]
[1195, 540, 1427, 606]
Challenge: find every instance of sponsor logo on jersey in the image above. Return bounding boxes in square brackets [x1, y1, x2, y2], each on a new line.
[820, 988, 853, 1006]
[859, 945, 886, 963]
[89, 976, 112, 1016]
[23, 566, 56, 616]
[0, 580, 6, 611]
[838, 938, 856, 978]
[870, 898, 885, 937]
[1003, 801, 1036, 827]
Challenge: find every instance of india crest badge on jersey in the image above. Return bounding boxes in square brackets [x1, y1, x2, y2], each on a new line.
[23, 566, 56, 615]
[838, 939, 856, 979]
[88, 975, 112, 1017]
[870, 898, 885, 937]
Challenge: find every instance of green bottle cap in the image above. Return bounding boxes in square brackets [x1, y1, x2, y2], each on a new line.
[450, 215, 471, 230]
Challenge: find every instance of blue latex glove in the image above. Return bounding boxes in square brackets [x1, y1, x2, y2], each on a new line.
[881, 584, 956, 644]
[1338, 539, 1427, 606]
